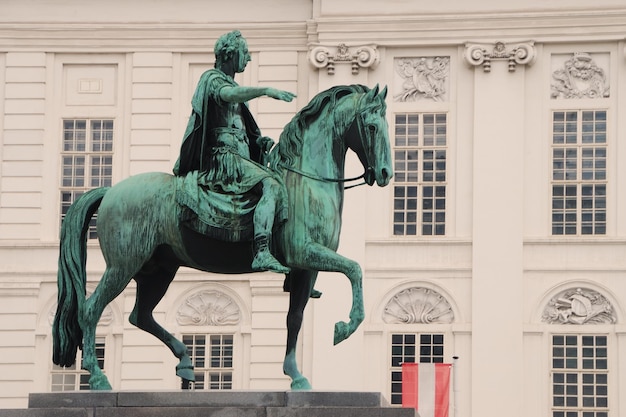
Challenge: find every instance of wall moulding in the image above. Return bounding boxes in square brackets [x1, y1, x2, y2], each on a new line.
[308, 43, 379, 75]
[464, 41, 536, 72]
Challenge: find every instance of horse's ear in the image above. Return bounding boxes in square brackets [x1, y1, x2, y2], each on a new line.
[364, 84, 378, 101]
[379, 86, 388, 100]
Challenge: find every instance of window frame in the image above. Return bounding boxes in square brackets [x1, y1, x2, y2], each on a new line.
[549, 332, 611, 417]
[392, 111, 448, 237]
[59, 118, 115, 239]
[550, 109, 608, 237]
[181, 332, 236, 391]
[386, 329, 452, 406]
[50, 335, 107, 391]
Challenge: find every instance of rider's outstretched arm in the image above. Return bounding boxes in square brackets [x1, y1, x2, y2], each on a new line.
[220, 86, 296, 104]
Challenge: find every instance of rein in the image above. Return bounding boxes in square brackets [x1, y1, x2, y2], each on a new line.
[278, 162, 369, 189]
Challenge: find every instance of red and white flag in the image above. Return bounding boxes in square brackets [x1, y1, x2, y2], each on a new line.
[402, 362, 451, 417]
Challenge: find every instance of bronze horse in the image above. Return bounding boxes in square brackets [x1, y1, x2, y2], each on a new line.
[53, 84, 392, 390]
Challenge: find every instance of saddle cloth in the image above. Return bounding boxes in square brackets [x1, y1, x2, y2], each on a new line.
[175, 170, 258, 242]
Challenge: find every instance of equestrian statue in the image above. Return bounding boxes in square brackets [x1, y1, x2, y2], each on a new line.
[53, 30, 393, 391]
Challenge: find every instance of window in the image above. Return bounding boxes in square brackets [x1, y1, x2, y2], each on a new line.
[60, 119, 114, 239]
[183, 334, 234, 390]
[50, 336, 105, 391]
[393, 113, 447, 236]
[390, 333, 445, 405]
[551, 334, 608, 417]
[551, 110, 606, 235]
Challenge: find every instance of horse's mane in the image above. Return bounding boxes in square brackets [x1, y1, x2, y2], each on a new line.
[269, 84, 371, 170]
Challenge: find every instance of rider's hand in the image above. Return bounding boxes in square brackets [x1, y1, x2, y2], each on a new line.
[257, 136, 275, 153]
[266, 88, 296, 102]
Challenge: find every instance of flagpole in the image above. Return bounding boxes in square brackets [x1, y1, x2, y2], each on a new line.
[452, 356, 459, 417]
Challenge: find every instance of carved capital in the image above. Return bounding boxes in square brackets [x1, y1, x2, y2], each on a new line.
[309, 43, 379, 75]
[177, 290, 241, 326]
[464, 41, 536, 72]
[542, 287, 616, 325]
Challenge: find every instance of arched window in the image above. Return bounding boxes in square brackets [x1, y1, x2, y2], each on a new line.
[171, 286, 249, 390]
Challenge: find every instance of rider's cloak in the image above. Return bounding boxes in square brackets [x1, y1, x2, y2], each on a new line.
[173, 69, 265, 177]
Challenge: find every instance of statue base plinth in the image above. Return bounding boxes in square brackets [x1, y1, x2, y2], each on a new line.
[1, 391, 416, 416]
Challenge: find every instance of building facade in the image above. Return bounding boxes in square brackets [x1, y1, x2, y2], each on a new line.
[1, 1, 626, 417]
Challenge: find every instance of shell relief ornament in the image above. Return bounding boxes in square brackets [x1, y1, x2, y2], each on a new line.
[551, 53, 609, 99]
[393, 57, 449, 102]
[383, 287, 454, 324]
[176, 290, 241, 326]
[542, 288, 616, 325]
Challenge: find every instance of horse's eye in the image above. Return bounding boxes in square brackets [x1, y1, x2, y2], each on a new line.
[368, 125, 376, 133]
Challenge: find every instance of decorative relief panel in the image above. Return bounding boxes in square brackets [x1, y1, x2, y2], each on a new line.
[464, 41, 536, 72]
[393, 57, 449, 102]
[551, 53, 609, 99]
[383, 287, 454, 324]
[177, 290, 241, 326]
[542, 288, 616, 325]
[308, 43, 379, 75]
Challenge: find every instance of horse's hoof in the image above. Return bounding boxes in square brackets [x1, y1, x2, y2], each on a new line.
[89, 374, 112, 390]
[181, 378, 193, 390]
[333, 321, 349, 345]
[290, 376, 312, 390]
[176, 365, 196, 382]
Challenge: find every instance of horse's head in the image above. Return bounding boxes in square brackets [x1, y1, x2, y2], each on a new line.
[350, 85, 393, 186]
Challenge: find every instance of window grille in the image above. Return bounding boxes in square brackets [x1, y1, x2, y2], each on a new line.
[393, 113, 447, 236]
[551, 110, 606, 235]
[51, 336, 105, 391]
[389, 333, 445, 405]
[182, 334, 234, 390]
[60, 119, 114, 239]
[551, 334, 608, 417]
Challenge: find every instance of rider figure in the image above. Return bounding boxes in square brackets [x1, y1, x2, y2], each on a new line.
[173, 30, 295, 274]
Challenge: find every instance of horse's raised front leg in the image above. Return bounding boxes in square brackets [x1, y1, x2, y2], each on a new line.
[300, 243, 364, 345]
[283, 270, 315, 390]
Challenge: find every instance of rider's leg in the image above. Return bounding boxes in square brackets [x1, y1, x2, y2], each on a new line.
[251, 177, 290, 274]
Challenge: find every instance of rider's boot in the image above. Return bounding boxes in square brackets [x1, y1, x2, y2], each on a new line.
[252, 235, 290, 274]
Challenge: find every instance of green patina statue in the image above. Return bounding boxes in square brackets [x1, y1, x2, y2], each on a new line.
[52, 30, 393, 391]
[174, 30, 294, 275]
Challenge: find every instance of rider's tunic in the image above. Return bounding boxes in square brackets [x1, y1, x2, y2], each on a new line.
[175, 69, 277, 194]
[172, 69, 287, 240]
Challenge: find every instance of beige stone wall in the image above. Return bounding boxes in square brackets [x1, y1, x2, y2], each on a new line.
[1, 1, 626, 416]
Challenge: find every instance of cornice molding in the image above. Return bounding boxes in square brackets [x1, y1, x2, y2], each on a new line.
[310, 10, 626, 45]
[0, 23, 308, 52]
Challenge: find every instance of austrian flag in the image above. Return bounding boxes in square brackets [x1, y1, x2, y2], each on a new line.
[401, 363, 452, 417]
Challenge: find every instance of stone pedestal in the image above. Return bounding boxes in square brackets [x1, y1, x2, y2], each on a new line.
[0, 391, 416, 417]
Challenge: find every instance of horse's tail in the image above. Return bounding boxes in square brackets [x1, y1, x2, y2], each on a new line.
[52, 187, 109, 367]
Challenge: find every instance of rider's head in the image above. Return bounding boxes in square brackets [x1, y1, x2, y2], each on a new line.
[214, 30, 250, 72]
